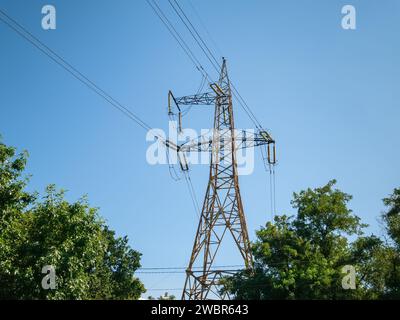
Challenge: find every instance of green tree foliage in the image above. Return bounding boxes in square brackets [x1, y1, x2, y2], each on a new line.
[223, 180, 400, 299]
[0, 139, 145, 299]
[148, 292, 176, 300]
[383, 189, 400, 248]
[381, 188, 400, 299]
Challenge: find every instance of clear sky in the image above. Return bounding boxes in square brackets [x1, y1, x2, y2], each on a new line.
[1, 0, 399, 298]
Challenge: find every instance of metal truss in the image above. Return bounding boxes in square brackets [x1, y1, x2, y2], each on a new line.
[168, 58, 276, 300]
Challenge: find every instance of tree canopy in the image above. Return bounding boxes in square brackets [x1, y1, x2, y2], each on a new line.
[0, 139, 145, 299]
[223, 180, 400, 300]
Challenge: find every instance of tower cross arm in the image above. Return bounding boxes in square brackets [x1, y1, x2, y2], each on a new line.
[168, 83, 226, 115]
[178, 129, 275, 153]
[174, 92, 216, 106]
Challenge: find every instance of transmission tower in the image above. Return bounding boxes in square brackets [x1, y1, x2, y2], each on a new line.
[167, 58, 276, 300]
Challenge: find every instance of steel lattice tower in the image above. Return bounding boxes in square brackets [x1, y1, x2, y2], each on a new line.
[183, 59, 252, 300]
[168, 58, 276, 300]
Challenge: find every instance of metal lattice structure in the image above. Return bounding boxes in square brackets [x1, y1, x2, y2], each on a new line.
[168, 59, 276, 300]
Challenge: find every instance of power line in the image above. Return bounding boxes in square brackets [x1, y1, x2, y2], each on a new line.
[168, 0, 221, 74]
[0, 8, 153, 133]
[167, 0, 263, 129]
[0, 8, 200, 190]
[138, 258, 326, 273]
[145, 0, 209, 223]
[231, 84, 263, 129]
[273, 165, 277, 216]
[147, 0, 260, 128]
[166, 2, 277, 224]
[186, 0, 223, 58]
[269, 167, 274, 220]
[260, 145, 275, 220]
[145, 0, 212, 84]
[137, 271, 186, 274]
[139, 264, 245, 270]
[184, 171, 201, 218]
[137, 269, 244, 274]
[166, 145, 182, 181]
[150, 276, 339, 291]
[146, 288, 182, 291]
[1, 5, 265, 152]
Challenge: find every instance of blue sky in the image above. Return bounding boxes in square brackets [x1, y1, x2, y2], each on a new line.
[0, 0, 399, 297]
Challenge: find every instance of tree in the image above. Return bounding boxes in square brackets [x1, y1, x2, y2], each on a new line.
[148, 292, 176, 300]
[350, 188, 400, 299]
[0, 138, 145, 299]
[381, 188, 400, 299]
[383, 189, 400, 248]
[223, 180, 380, 299]
[0, 139, 35, 297]
[347, 235, 387, 299]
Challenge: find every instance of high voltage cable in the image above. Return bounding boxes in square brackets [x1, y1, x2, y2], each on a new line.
[168, 0, 276, 220]
[260, 145, 275, 220]
[168, 0, 262, 128]
[187, 0, 223, 58]
[0, 8, 153, 133]
[137, 269, 243, 274]
[145, 0, 212, 84]
[137, 271, 186, 274]
[167, 111, 200, 219]
[0, 7, 205, 212]
[231, 84, 263, 129]
[162, 0, 278, 221]
[138, 264, 245, 270]
[1, 4, 265, 148]
[0, 1, 203, 234]
[0, 7, 208, 214]
[269, 168, 275, 219]
[273, 165, 277, 216]
[166, 147, 181, 181]
[168, 0, 220, 74]
[145, 0, 209, 221]
[147, 288, 183, 291]
[184, 171, 201, 218]
[147, 0, 262, 129]
[139, 258, 325, 272]
[148, 282, 282, 291]
[146, 0, 265, 131]
[149, 281, 298, 291]
[166, 0, 263, 129]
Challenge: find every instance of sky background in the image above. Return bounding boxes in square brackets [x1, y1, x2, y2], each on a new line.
[0, 0, 399, 298]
